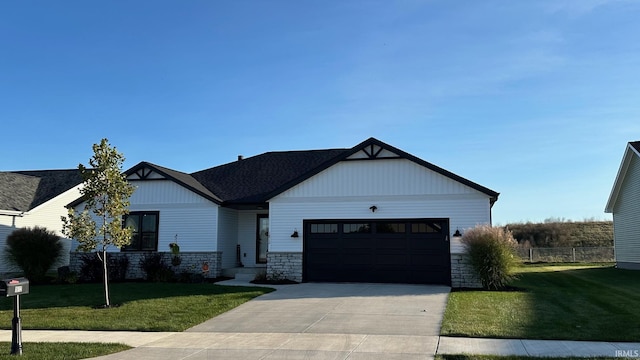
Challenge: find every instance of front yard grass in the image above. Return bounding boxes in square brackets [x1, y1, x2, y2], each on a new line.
[0, 342, 130, 360]
[0, 283, 273, 331]
[441, 263, 640, 341]
[437, 356, 617, 360]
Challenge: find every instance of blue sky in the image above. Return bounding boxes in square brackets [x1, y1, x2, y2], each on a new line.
[1, 1, 639, 225]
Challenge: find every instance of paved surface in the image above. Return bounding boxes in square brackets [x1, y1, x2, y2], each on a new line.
[1, 281, 638, 359]
[3, 282, 450, 359]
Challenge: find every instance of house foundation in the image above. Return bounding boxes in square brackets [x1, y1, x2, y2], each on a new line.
[69, 251, 222, 280]
[267, 252, 302, 282]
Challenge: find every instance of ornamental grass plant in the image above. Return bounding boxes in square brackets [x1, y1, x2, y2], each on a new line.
[461, 225, 519, 290]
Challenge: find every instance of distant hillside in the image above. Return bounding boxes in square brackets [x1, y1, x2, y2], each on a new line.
[504, 220, 613, 248]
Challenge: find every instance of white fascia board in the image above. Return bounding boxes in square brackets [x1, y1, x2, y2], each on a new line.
[0, 210, 27, 217]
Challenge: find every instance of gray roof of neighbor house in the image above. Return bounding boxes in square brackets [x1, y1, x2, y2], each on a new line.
[0, 169, 83, 212]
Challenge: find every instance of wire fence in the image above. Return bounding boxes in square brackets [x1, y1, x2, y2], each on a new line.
[515, 247, 614, 263]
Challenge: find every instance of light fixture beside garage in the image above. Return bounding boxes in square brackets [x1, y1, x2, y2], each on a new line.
[369, 205, 378, 213]
[453, 229, 462, 237]
[291, 229, 299, 238]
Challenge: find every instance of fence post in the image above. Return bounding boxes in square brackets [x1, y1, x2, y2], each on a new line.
[529, 248, 533, 262]
[572, 247, 576, 263]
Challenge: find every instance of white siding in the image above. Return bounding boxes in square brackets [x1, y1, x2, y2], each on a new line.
[71, 180, 219, 253]
[129, 180, 212, 205]
[218, 208, 238, 268]
[613, 154, 640, 265]
[0, 185, 82, 273]
[278, 159, 478, 198]
[270, 159, 492, 254]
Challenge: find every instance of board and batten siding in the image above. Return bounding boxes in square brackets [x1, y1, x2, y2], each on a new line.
[269, 158, 492, 253]
[613, 154, 640, 267]
[0, 185, 82, 273]
[71, 180, 219, 253]
[218, 207, 238, 268]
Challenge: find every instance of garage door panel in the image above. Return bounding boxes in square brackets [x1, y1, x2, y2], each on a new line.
[304, 219, 450, 285]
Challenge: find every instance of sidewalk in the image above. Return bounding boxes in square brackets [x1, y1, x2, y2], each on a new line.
[2, 330, 639, 358]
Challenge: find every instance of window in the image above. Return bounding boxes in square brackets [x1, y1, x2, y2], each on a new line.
[123, 211, 159, 251]
[310, 223, 338, 233]
[343, 223, 371, 234]
[411, 221, 443, 233]
[376, 222, 406, 233]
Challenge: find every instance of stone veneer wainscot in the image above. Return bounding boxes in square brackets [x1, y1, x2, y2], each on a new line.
[267, 252, 302, 282]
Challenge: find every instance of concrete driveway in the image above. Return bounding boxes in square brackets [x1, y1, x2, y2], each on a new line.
[94, 282, 450, 360]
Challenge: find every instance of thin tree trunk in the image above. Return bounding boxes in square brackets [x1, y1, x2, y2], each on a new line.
[102, 249, 110, 307]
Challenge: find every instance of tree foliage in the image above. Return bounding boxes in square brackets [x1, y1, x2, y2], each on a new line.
[62, 138, 135, 306]
[4, 226, 63, 283]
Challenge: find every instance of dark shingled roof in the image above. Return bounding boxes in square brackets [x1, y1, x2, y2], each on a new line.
[126, 162, 223, 204]
[0, 169, 83, 212]
[191, 149, 349, 204]
[631, 141, 640, 153]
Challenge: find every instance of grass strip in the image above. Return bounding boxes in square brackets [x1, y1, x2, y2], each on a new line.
[0, 283, 273, 331]
[441, 264, 640, 341]
[0, 342, 130, 360]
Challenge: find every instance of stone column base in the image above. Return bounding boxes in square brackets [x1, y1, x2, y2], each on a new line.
[267, 252, 302, 282]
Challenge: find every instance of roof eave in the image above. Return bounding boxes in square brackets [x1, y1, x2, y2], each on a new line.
[605, 143, 640, 213]
[264, 137, 500, 202]
[128, 162, 223, 205]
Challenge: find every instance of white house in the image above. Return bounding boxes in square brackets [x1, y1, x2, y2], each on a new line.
[0, 170, 84, 275]
[68, 138, 498, 286]
[605, 141, 640, 270]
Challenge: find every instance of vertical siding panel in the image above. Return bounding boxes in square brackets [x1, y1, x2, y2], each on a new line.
[278, 159, 477, 198]
[614, 154, 640, 264]
[218, 208, 238, 268]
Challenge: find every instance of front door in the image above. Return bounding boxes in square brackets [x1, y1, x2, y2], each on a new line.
[256, 214, 269, 264]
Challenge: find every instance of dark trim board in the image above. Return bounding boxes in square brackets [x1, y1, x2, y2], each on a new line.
[303, 218, 451, 285]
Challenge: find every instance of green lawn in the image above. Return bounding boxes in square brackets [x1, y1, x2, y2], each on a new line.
[0, 342, 130, 360]
[441, 264, 640, 341]
[0, 282, 273, 331]
[437, 356, 617, 360]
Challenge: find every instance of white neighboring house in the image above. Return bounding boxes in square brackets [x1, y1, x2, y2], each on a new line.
[0, 170, 84, 275]
[67, 137, 498, 287]
[605, 141, 640, 270]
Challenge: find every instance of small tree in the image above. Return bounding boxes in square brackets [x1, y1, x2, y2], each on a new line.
[62, 138, 135, 307]
[461, 224, 519, 290]
[4, 226, 63, 283]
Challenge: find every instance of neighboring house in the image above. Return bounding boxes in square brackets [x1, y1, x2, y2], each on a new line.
[605, 141, 640, 270]
[68, 137, 499, 286]
[0, 169, 84, 275]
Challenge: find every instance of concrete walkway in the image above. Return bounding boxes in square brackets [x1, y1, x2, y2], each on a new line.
[2, 330, 638, 359]
[1, 281, 638, 359]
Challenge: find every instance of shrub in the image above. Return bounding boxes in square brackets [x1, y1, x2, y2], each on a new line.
[139, 253, 174, 282]
[57, 266, 78, 284]
[78, 253, 129, 283]
[461, 224, 519, 290]
[4, 226, 63, 283]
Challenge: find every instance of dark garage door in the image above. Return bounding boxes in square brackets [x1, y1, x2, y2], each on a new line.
[303, 219, 451, 285]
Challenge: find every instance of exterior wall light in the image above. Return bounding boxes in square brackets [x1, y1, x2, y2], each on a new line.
[291, 229, 299, 238]
[369, 205, 378, 213]
[453, 229, 462, 237]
